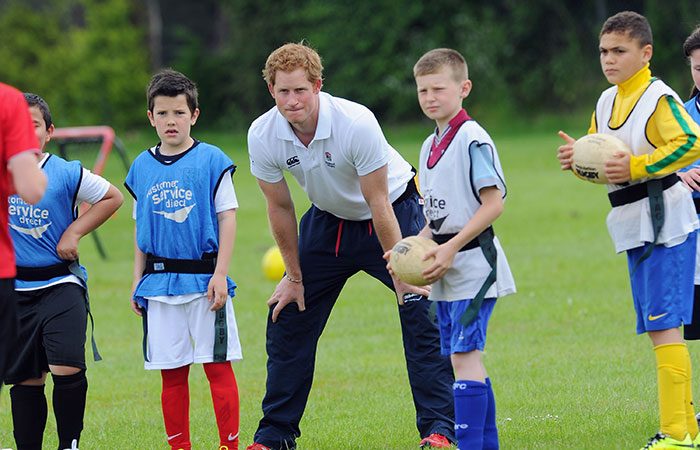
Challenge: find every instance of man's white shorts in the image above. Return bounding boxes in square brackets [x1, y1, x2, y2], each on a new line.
[144, 295, 242, 370]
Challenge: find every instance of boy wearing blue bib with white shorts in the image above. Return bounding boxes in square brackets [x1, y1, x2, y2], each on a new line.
[125, 70, 242, 450]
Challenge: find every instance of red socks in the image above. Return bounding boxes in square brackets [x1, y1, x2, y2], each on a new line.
[161, 365, 191, 450]
[204, 362, 240, 449]
[161, 363, 239, 450]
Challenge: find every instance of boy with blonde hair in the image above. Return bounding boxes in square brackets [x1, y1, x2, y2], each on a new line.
[557, 11, 700, 449]
[397, 48, 516, 449]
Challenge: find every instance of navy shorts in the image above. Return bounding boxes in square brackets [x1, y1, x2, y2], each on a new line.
[4, 283, 87, 384]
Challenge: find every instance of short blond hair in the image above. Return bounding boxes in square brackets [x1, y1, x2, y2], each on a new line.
[413, 48, 468, 82]
[263, 42, 324, 86]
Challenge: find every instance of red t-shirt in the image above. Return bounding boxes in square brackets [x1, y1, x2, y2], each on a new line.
[0, 83, 40, 277]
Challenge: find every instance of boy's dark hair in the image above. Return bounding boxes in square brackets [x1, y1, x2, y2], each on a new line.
[23, 93, 52, 130]
[600, 11, 653, 47]
[683, 25, 700, 98]
[147, 69, 198, 114]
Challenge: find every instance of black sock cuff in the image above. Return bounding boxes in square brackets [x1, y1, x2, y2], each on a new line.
[10, 384, 45, 397]
[52, 369, 87, 390]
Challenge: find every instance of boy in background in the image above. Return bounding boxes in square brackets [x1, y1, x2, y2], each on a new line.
[125, 69, 242, 450]
[0, 82, 47, 450]
[557, 11, 700, 449]
[4, 93, 123, 450]
[677, 26, 700, 342]
[392, 48, 516, 449]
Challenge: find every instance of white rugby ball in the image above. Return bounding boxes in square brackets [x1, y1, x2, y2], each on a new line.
[389, 236, 438, 286]
[572, 133, 631, 184]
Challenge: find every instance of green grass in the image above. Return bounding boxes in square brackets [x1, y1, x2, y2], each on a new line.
[0, 120, 680, 449]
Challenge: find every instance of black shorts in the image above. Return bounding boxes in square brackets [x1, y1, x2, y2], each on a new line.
[685, 285, 700, 340]
[4, 283, 87, 384]
[0, 278, 19, 383]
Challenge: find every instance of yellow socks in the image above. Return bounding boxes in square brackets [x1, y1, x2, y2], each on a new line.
[654, 343, 691, 440]
[683, 347, 699, 439]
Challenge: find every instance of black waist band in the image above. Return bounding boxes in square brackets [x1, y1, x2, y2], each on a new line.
[432, 226, 494, 252]
[608, 174, 680, 207]
[143, 252, 218, 275]
[694, 197, 700, 214]
[392, 176, 418, 206]
[16, 262, 73, 281]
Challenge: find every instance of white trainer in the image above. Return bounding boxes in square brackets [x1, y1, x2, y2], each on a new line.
[62, 439, 79, 450]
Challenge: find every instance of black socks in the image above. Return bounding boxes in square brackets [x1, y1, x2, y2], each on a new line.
[52, 369, 87, 450]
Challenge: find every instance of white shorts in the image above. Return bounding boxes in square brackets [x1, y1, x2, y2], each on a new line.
[144, 295, 242, 370]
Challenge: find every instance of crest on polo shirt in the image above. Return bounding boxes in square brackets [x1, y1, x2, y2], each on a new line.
[324, 151, 335, 168]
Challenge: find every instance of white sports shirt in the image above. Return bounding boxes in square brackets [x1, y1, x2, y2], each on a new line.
[248, 92, 413, 221]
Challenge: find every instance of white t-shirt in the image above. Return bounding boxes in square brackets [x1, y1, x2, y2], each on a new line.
[248, 92, 413, 221]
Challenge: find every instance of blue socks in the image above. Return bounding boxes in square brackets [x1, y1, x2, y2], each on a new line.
[453, 378, 499, 450]
[484, 377, 499, 449]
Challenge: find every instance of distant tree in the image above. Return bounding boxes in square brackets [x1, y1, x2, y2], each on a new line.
[0, 0, 150, 130]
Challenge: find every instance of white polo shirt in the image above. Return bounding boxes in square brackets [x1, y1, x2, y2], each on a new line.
[248, 92, 413, 220]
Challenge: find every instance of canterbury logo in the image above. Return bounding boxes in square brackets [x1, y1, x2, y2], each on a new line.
[648, 313, 668, 321]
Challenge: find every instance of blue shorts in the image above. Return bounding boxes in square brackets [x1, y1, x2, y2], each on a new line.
[627, 231, 696, 334]
[436, 298, 496, 355]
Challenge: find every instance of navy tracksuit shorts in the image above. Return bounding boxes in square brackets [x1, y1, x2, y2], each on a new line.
[254, 192, 455, 449]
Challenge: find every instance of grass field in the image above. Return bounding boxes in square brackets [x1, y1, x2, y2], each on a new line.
[0, 116, 678, 449]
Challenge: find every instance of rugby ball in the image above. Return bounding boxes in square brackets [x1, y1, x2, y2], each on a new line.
[572, 133, 631, 184]
[389, 236, 438, 286]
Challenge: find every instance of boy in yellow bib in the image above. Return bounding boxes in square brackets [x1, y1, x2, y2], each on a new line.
[557, 11, 700, 449]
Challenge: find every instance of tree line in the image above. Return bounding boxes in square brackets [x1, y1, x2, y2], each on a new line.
[1, 0, 698, 131]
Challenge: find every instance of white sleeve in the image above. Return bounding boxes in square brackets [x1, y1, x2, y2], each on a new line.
[348, 111, 392, 176]
[214, 171, 238, 213]
[248, 124, 285, 183]
[76, 168, 110, 205]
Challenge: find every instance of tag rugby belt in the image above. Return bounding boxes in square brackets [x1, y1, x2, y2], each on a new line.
[143, 252, 218, 275]
[16, 262, 73, 281]
[607, 174, 680, 207]
[607, 174, 680, 275]
[432, 226, 494, 252]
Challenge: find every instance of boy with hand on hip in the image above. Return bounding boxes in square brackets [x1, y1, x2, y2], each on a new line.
[388, 48, 516, 450]
[4, 93, 123, 450]
[125, 69, 242, 450]
[557, 11, 700, 449]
